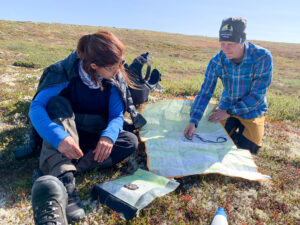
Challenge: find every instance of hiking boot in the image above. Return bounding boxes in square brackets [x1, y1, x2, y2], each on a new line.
[59, 172, 85, 222]
[32, 175, 68, 225]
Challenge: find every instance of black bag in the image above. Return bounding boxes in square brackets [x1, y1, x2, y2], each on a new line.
[124, 52, 164, 106]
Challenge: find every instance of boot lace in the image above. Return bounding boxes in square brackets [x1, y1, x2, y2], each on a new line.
[33, 199, 64, 225]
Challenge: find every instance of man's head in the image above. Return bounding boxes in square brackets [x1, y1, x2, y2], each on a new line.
[219, 17, 247, 61]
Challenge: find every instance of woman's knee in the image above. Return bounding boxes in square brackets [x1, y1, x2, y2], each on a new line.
[47, 96, 74, 120]
[126, 131, 139, 152]
[118, 131, 139, 153]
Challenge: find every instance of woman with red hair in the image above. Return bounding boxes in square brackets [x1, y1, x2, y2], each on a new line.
[29, 31, 139, 224]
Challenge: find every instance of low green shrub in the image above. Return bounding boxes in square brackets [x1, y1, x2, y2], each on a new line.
[267, 92, 300, 122]
[13, 60, 39, 68]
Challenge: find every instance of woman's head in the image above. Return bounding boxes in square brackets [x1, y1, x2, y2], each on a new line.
[77, 31, 126, 81]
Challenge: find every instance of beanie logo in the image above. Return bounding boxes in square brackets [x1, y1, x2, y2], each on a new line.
[220, 24, 233, 39]
[221, 24, 233, 31]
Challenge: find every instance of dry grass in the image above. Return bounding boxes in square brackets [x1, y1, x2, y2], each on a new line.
[0, 20, 299, 224]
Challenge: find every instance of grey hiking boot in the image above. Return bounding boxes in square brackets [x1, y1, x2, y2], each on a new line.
[59, 172, 85, 222]
[32, 175, 68, 225]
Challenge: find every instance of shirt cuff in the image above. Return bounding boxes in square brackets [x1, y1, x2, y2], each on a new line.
[218, 101, 229, 111]
[52, 132, 70, 149]
[99, 136, 114, 144]
[226, 108, 233, 115]
[100, 131, 118, 144]
[189, 118, 199, 128]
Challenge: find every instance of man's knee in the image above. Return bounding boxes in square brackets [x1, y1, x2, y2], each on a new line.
[237, 116, 264, 154]
[223, 117, 241, 136]
[236, 134, 260, 154]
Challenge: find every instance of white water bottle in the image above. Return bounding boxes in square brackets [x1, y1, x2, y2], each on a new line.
[211, 207, 228, 225]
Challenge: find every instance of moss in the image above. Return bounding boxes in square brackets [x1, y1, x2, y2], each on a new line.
[13, 60, 38, 68]
[0, 20, 299, 224]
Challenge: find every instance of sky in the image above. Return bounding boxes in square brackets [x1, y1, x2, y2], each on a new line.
[0, 0, 299, 43]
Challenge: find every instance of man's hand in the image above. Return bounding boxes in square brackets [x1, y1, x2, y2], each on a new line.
[208, 108, 230, 123]
[93, 137, 113, 163]
[57, 136, 84, 159]
[184, 123, 196, 140]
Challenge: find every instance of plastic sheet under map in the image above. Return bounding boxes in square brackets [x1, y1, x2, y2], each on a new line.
[140, 99, 271, 181]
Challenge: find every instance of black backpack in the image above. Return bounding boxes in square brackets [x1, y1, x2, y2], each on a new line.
[124, 52, 164, 106]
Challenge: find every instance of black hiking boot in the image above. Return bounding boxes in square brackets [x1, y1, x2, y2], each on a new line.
[31, 175, 68, 225]
[59, 172, 85, 222]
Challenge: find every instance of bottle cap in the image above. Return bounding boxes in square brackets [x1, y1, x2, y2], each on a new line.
[215, 207, 227, 218]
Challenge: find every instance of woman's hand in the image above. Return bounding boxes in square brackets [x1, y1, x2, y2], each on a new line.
[93, 137, 113, 163]
[184, 122, 196, 140]
[208, 108, 230, 123]
[57, 136, 84, 159]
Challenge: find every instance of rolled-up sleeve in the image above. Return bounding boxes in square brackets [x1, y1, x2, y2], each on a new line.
[190, 59, 218, 126]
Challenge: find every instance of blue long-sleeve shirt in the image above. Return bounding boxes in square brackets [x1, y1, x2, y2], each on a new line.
[190, 42, 273, 126]
[29, 81, 124, 149]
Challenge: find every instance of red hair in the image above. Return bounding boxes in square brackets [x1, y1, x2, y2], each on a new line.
[77, 30, 132, 88]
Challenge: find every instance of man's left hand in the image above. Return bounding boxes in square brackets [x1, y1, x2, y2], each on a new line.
[208, 108, 230, 123]
[93, 137, 113, 163]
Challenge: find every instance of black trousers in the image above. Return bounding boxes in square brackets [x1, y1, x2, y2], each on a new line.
[39, 96, 138, 177]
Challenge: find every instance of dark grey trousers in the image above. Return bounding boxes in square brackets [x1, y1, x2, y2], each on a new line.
[39, 96, 138, 177]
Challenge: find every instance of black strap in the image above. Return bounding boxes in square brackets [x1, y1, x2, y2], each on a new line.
[192, 133, 227, 143]
[144, 53, 151, 81]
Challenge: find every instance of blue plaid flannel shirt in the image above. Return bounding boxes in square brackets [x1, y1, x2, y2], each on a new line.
[190, 42, 273, 126]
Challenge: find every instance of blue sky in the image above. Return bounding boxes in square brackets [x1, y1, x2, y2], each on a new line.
[0, 0, 299, 43]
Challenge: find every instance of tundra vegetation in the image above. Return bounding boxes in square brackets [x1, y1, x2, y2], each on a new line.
[0, 20, 299, 224]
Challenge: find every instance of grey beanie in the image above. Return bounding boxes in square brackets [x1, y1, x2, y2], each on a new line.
[219, 17, 247, 43]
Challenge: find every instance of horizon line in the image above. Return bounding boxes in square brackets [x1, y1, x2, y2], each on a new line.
[1, 19, 299, 45]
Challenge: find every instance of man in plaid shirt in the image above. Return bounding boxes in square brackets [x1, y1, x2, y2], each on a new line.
[184, 17, 273, 154]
